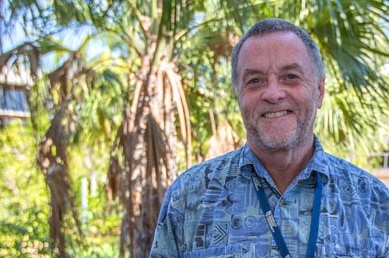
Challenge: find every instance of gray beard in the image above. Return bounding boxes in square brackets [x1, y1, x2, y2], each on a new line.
[245, 119, 313, 152]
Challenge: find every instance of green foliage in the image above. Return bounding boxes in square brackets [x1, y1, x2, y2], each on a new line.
[316, 73, 389, 168]
[0, 121, 122, 257]
[0, 121, 51, 257]
[1, 0, 389, 256]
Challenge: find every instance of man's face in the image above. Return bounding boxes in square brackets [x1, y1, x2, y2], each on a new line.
[236, 31, 325, 152]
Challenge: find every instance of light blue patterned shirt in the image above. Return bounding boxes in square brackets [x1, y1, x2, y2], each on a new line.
[150, 137, 389, 257]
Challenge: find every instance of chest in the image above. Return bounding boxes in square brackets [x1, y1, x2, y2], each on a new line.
[182, 176, 385, 257]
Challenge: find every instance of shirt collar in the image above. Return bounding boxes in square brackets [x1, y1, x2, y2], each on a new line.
[238, 135, 330, 182]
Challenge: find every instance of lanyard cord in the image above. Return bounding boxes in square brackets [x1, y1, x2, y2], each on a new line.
[306, 173, 322, 257]
[252, 172, 323, 258]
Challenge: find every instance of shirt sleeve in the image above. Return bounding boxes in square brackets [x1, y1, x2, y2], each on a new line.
[374, 182, 389, 257]
[149, 183, 184, 258]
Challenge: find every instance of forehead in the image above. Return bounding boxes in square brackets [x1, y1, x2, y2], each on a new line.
[238, 31, 312, 70]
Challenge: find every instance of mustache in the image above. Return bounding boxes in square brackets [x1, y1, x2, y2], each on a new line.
[248, 102, 296, 117]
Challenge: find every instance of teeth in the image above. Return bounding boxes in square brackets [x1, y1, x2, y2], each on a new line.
[263, 111, 288, 118]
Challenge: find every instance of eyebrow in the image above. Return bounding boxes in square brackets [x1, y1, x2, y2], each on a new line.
[280, 63, 305, 74]
[241, 63, 305, 81]
[241, 69, 265, 81]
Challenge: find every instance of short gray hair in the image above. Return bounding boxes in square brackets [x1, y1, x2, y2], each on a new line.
[231, 18, 325, 93]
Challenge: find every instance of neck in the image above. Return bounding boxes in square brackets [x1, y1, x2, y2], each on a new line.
[249, 137, 315, 194]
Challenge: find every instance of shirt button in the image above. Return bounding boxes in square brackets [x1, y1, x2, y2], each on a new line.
[280, 199, 287, 206]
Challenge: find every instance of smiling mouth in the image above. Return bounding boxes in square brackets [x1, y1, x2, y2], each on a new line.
[263, 110, 290, 118]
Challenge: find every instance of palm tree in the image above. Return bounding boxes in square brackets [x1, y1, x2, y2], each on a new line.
[1, 0, 388, 257]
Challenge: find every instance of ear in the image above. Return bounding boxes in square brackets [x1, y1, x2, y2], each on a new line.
[316, 77, 325, 109]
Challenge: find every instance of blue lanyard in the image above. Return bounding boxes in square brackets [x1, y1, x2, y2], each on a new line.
[252, 172, 323, 258]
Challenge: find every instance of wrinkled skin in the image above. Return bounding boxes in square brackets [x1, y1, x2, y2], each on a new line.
[236, 31, 325, 191]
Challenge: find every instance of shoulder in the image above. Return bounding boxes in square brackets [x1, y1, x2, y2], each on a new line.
[324, 152, 389, 199]
[173, 147, 243, 188]
[165, 147, 243, 206]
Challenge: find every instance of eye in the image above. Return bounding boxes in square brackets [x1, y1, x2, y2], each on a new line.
[285, 74, 299, 80]
[246, 77, 266, 86]
[281, 73, 301, 84]
[248, 78, 261, 84]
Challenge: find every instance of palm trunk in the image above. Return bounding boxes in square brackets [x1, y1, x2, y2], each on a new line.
[108, 54, 185, 257]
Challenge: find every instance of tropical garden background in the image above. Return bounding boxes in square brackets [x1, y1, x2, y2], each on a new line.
[1, 0, 388, 257]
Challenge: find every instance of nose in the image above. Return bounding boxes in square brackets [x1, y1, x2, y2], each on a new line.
[261, 77, 286, 103]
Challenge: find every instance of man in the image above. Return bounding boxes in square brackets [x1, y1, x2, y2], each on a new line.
[149, 18, 389, 257]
